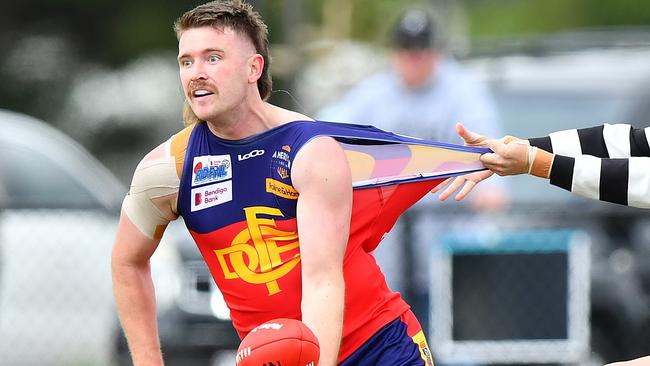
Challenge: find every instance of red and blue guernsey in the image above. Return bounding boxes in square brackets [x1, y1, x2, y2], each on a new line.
[176, 120, 487, 363]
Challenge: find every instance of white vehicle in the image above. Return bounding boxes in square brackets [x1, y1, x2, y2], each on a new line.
[0, 109, 125, 365]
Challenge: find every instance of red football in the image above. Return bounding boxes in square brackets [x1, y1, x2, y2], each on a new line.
[235, 318, 320, 366]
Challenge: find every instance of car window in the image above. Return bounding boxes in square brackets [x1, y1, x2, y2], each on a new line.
[0, 143, 101, 208]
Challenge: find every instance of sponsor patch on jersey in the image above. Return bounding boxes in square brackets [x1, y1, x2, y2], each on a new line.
[266, 178, 298, 200]
[272, 150, 291, 166]
[271, 147, 292, 182]
[276, 167, 289, 179]
[191, 180, 232, 212]
[192, 155, 231, 186]
[238, 149, 265, 161]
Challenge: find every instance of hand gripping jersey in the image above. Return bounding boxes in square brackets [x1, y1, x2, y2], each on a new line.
[175, 120, 486, 363]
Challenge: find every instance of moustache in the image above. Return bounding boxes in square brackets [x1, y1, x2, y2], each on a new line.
[188, 81, 216, 93]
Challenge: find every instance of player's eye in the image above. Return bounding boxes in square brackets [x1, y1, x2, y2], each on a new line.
[180, 59, 192, 68]
[208, 54, 221, 64]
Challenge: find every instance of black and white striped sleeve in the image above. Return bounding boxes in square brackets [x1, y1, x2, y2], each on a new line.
[528, 123, 650, 208]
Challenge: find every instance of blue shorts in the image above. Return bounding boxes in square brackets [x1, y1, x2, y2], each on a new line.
[340, 310, 435, 366]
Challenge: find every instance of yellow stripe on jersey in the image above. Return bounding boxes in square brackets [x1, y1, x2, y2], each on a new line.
[412, 330, 435, 366]
[171, 123, 196, 179]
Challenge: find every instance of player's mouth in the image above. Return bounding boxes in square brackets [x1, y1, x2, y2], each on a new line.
[192, 89, 215, 99]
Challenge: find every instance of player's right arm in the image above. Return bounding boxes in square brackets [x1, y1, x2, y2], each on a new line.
[112, 136, 184, 366]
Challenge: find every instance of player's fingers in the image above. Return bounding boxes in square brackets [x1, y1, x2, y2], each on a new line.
[501, 135, 521, 144]
[480, 152, 500, 166]
[430, 177, 452, 194]
[485, 139, 507, 154]
[438, 177, 466, 201]
[472, 169, 494, 183]
[456, 123, 486, 145]
[454, 180, 477, 201]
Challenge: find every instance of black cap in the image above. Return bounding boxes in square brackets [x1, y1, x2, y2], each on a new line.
[391, 9, 435, 49]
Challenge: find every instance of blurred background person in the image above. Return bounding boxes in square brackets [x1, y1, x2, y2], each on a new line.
[316, 6, 509, 211]
[318, 7, 502, 149]
[316, 7, 508, 334]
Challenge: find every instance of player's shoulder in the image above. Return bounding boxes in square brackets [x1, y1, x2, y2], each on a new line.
[169, 123, 198, 178]
[129, 123, 199, 192]
[126, 124, 200, 219]
[137, 123, 198, 177]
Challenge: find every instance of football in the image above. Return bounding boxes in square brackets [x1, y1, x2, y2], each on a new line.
[235, 318, 320, 366]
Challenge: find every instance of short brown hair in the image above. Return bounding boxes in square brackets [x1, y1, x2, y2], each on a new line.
[174, 0, 272, 101]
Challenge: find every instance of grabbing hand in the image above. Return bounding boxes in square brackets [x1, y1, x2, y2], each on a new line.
[433, 123, 495, 201]
[481, 139, 531, 176]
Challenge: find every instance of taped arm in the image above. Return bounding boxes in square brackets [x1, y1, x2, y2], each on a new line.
[112, 138, 181, 366]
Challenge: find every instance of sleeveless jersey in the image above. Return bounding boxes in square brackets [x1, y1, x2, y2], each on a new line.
[176, 120, 486, 362]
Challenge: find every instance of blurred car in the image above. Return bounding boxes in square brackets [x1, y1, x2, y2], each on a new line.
[0, 109, 125, 365]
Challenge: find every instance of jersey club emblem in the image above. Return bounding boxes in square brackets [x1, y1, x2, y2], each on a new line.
[214, 206, 300, 295]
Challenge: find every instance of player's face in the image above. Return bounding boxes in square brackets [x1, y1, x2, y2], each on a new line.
[178, 26, 255, 123]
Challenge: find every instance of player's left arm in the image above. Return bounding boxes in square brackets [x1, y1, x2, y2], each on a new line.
[292, 136, 352, 366]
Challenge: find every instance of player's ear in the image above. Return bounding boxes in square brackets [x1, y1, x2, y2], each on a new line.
[248, 54, 264, 84]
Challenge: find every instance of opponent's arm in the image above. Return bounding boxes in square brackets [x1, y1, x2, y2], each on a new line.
[529, 124, 650, 159]
[112, 140, 180, 366]
[439, 123, 650, 208]
[292, 136, 352, 366]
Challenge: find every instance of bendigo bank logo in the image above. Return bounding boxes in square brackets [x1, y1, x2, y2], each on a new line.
[214, 206, 300, 296]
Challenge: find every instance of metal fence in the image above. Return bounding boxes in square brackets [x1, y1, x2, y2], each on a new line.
[0, 210, 118, 366]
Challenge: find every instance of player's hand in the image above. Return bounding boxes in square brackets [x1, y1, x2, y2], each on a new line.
[481, 139, 530, 176]
[432, 123, 494, 201]
[456, 122, 488, 147]
[457, 122, 522, 147]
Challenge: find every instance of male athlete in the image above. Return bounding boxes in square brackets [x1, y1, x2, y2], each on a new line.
[111, 1, 484, 365]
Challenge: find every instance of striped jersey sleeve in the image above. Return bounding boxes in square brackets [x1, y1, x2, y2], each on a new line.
[528, 123, 650, 208]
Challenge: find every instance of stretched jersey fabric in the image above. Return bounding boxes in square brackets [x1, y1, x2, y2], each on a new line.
[528, 123, 650, 208]
[175, 120, 486, 363]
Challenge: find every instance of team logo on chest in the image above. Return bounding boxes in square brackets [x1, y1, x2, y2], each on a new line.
[192, 155, 232, 187]
[214, 206, 300, 296]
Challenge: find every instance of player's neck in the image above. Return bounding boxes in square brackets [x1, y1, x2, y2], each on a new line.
[205, 98, 280, 140]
